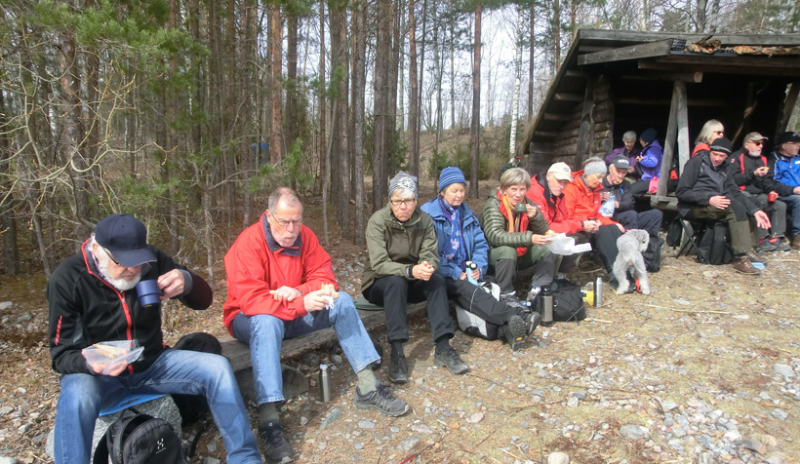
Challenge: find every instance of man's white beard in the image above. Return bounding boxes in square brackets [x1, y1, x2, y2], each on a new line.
[96, 252, 141, 292]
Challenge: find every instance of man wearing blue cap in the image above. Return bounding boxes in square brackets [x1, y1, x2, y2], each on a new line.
[47, 214, 263, 464]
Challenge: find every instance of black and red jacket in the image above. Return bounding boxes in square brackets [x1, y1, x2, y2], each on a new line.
[729, 148, 795, 197]
[47, 240, 212, 375]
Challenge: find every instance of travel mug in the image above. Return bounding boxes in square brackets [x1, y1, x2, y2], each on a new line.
[135, 280, 162, 307]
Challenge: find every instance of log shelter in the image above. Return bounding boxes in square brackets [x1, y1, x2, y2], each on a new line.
[520, 29, 800, 209]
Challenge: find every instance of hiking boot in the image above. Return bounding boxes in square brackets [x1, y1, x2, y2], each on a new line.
[354, 381, 410, 416]
[258, 421, 293, 464]
[792, 235, 800, 250]
[732, 256, 761, 275]
[772, 236, 792, 252]
[522, 310, 541, 336]
[757, 237, 777, 254]
[434, 346, 469, 375]
[504, 315, 527, 351]
[500, 293, 530, 312]
[388, 352, 408, 384]
[747, 250, 767, 264]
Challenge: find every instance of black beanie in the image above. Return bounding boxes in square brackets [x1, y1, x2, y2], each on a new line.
[640, 128, 658, 144]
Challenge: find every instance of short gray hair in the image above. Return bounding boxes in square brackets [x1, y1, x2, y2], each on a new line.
[268, 187, 301, 213]
[622, 131, 637, 142]
[499, 167, 532, 190]
[390, 188, 416, 200]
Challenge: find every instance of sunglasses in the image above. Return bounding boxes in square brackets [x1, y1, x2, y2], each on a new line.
[751, 141, 764, 146]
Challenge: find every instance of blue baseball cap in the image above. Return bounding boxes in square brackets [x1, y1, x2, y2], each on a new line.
[95, 214, 156, 266]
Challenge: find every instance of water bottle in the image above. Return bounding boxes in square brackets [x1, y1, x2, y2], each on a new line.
[539, 285, 553, 326]
[319, 364, 330, 402]
[465, 261, 478, 286]
[594, 277, 604, 307]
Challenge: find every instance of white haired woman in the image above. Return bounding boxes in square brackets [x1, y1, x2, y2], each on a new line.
[361, 171, 469, 385]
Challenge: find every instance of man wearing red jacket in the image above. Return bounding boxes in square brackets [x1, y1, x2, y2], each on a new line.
[224, 187, 409, 464]
[561, 158, 625, 278]
[526, 162, 581, 234]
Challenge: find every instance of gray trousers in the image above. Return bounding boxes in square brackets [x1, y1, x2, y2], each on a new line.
[742, 191, 786, 238]
[488, 245, 556, 294]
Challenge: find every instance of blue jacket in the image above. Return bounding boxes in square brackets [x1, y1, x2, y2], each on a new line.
[639, 140, 663, 180]
[420, 198, 489, 281]
[771, 152, 800, 188]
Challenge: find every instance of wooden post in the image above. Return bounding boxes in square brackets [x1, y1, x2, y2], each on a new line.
[777, 81, 800, 137]
[574, 75, 597, 168]
[657, 80, 688, 197]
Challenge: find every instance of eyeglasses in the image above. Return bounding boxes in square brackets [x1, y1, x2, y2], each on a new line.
[102, 247, 121, 266]
[272, 217, 303, 228]
[390, 198, 417, 207]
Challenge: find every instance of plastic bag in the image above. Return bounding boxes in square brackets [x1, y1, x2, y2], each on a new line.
[546, 233, 593, 255]
[599, 194, 615, 217]
[82, 340, 144, 374]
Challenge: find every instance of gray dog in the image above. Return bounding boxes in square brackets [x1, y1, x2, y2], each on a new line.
[612, 229, 650, 295]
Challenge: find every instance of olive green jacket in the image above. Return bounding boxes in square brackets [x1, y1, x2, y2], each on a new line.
[361, 203, 439, 292]
[479, 193, 550, 248]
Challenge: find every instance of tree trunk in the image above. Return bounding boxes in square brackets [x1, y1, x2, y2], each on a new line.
[352, 0, 367, 245]
[509, 4, 524, 156]
[552, 0, 561, 72]
[387, 0, 401, 179]
[0, 86, 19, 274]
[286, 12, 299, 152]
[372, 0, 391, 211]
[408, 0, 419, 176]
[469, 4, 482, 199]
[320, 1, 329, 242]
[528, 1, 535, 118]
[269, 4, 283, 162]
[449, 5, 456, 130]
[56, 1, 92, 245]
[330, 0, 350, 236]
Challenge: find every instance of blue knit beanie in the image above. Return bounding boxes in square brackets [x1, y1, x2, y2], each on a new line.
[438, 166, 467, 193]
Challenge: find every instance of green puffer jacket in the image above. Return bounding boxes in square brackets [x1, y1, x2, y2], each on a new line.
[479, 193, 550, 248]
[361, 203, 439, 292]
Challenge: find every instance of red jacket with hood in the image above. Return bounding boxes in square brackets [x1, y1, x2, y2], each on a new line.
[223, 214, 337, 333]
[526, 173, 582, 234]
[562, 175, 620, 231]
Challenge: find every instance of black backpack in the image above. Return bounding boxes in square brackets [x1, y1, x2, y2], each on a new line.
[93, 411, 187, 464]
[642, 236, 664, 273]
[696, 222, 734, 265]
[549, 279, 586, 322]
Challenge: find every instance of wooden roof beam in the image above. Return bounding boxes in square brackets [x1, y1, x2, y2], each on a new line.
[554, 93, 584, 102]
[615, 96, 725, 107]
[534, 131, 558, 138]
[621, 71, 703, 83]
[638, 59, 800, 78]
[578, 40, 672, 66]
[656, 55, 800, 68]
[543, 113, 572, 122]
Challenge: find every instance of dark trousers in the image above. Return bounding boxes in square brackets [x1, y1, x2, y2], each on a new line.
[445, 278, 519, 327]
[742, 191, 786, 238]
[613, 209, 663, 237]
[560, 225, 623, 274]
[684, 200, 753, 255]
[364, 274, 454, 344]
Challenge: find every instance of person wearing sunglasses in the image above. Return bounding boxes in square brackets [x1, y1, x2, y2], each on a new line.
[47, 214, 264, 464]
[362, 171, 469, 385]
[729, 132, 791, 253]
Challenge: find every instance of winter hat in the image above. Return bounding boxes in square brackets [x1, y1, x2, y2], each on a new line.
[640, 128, 658, 144]
[777, 131, 800, 145]
[584, 160, 607, 176]
[438, 167, 467, 193]
[709, 136, 733, 155]
[388, 171, 418, 198]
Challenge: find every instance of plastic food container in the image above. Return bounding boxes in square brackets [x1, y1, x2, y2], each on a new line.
[82, 340, 144, 374]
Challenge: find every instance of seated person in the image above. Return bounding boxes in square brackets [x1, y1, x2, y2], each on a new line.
[602, 155, 663, 241]
[676, 137, 771, 274]
[693, 119, 725, 157]
[729, 132, 791, 252]
[225, 188, 409, 463]
[421, 167, 541, 351]
[362, 172, 469, 384]
[479, 167, 556, 303]
[604, 130, 641, 172]
[561, 158, 625, 279]
[769, 131, 800, 249]
[526, 162, 575, 236]
[47, 214, 263, 464]
[629, 127, 663, 194]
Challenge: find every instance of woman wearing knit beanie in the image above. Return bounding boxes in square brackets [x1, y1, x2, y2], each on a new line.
[361, 171, 469, 384]
[421, 167, 541, 351]
[629, 127, 663, 195]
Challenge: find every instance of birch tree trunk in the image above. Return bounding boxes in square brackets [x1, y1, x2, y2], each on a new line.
[469, 4, 482, 198]
[408, 0, 419, 176]
[509, 5, 524, 156]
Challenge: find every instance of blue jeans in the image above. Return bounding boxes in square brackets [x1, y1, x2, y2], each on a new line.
[778, 194, 800, 236]
[231, 292, 380, 404]
[54, 350, 262, 464]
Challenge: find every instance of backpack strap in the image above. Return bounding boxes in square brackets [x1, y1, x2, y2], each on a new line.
[92, 428, 112, 464]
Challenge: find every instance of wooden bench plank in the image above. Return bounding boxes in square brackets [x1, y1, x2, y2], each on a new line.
[220, 303, 427, 372]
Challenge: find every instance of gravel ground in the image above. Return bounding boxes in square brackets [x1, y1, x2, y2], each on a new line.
[1, 202, 800, 463]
